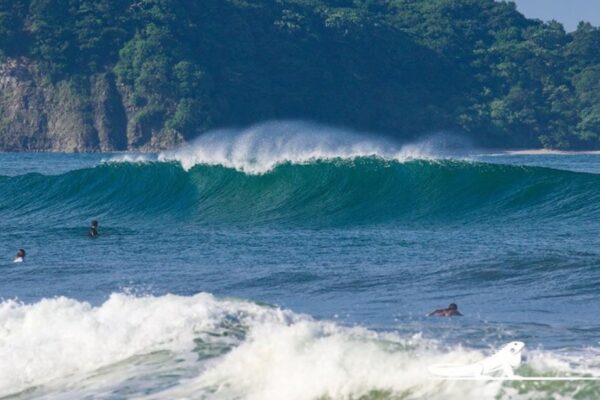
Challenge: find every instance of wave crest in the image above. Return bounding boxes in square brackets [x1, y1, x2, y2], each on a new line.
[158, 121, 450, 174]
[2, 157, 600, 226]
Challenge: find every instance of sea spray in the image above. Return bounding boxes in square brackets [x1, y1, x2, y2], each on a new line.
[157, 121, 445, 174]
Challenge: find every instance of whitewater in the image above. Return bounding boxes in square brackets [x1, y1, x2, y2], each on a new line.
[1, 122, 600, 399]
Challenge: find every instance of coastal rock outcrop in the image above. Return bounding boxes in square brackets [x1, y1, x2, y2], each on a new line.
[0, 58, 182, 151]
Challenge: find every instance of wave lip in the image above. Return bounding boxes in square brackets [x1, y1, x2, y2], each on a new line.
[157, 121, 443, 174]
[3, 157, 600, 226]
[3, 122, 600, 225]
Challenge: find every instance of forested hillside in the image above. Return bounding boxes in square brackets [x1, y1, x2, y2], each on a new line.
[0, 0, 598, 150]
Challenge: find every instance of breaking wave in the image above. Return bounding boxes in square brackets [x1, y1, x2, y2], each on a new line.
[1, 293, 598, 399]
[1, 159, 600, 227]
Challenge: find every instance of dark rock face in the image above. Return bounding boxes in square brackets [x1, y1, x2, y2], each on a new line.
[0, 58, 182, 152]
[91, 73, 128, 151]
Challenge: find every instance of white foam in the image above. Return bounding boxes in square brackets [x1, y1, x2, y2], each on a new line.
[101, 154, 155, 164]
[0, 293, 288, 397]
[1, 293, 597, 399]
[158, 121, 449, 174]
[154, 321, 499, 400]
[527, 347, 600, 376]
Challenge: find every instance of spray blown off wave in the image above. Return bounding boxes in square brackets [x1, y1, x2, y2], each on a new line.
[2, 123, 600, 226]
[157, 121, 448, 174]
[1, 293, 598, 400]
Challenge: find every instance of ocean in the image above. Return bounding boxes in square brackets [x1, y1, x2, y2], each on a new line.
[1, 122, 600, 399]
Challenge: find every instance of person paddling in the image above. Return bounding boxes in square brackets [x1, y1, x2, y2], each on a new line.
[89, 220, 99, 237]
[14, 249, 25, 263]
[428, 303, 463, 317]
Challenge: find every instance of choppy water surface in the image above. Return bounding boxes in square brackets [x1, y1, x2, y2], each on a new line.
[1, 122, 600, 399]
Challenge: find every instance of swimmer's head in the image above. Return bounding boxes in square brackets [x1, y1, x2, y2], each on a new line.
[16, 249, 25, 258]
[448, 303, 458, 310]
[91, 220, 98, 228]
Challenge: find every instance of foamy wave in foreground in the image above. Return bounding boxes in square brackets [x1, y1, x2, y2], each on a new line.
[158, 121, 460, 174]
[0, 293, 597, 399]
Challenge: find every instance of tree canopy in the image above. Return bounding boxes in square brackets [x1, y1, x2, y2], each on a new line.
[1, 0, 599, 148]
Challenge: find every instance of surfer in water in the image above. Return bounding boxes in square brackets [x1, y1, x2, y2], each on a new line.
[428, 303, 463, 317]
[14, 249, 25, 263]
[89, 220, 99, 237]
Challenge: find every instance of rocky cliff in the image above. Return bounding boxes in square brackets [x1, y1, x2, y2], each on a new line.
[0, 58, 184, 152]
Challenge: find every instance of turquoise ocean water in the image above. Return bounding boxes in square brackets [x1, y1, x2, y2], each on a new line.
[1, 122, 600, 399]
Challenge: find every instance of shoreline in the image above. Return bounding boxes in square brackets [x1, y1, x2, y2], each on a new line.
[485, 149, 600, 156]
[2, 147, 600, 156]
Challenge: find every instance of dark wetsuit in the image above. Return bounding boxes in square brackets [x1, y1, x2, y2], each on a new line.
[428, 308, 463, 317]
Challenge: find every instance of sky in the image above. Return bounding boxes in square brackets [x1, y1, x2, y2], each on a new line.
[510, 0, 600, 31]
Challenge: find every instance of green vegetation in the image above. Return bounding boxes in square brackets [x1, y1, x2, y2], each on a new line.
[1, 0, 599, 148]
